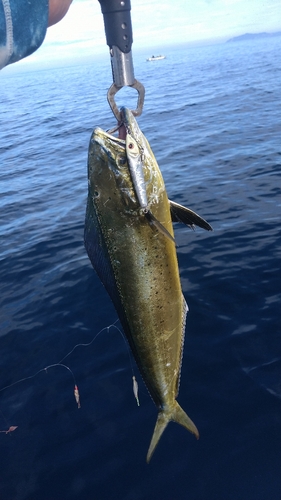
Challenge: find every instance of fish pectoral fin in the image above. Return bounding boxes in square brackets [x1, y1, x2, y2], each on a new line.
[169, 200, 213, 231]
[144, 210, 175, 243]
[146, 401, 199, 463]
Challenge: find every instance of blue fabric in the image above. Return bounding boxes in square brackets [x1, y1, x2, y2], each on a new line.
[0, 0, 48, 69]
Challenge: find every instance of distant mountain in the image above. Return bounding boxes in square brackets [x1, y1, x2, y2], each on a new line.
[227, 31, 281, 43]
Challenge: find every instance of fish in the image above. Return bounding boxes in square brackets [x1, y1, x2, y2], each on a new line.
[84, 107, 212, 462]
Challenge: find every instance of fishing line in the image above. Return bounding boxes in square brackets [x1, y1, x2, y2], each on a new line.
[58, 320, 140, 405]
[0, 363, 77, 398]
[58, 320, 137, 381]
[0, 319, 140, 417]
[107, 323, 136, 377]
[58, 320, 119, 364]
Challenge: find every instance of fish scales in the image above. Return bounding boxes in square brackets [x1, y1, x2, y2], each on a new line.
[85, 108, 206, 462]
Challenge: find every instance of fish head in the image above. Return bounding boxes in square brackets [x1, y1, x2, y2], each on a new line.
[88, 126, 140, 213]
[89, 127, 125, 174]
[88, 109, 167, 215]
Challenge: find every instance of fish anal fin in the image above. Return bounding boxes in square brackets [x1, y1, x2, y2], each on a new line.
[169, 200, 213, 231]
[146, 401, 199, 463]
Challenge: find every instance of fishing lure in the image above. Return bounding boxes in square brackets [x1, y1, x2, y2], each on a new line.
[132, 376, 140, 406]
[74, 384, 81, 409]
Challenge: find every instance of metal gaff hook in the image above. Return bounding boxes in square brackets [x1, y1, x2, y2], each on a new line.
[107, 79, 145, 122]
[98, 0, 145, 121]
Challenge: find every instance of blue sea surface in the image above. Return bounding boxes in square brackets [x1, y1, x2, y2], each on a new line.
[0, 37, 280, 500]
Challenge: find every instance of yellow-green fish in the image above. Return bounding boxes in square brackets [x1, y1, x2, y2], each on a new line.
[84, 108, 212, 462]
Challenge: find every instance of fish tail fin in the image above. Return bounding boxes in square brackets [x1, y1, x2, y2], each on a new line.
[146, 401, 199, 463]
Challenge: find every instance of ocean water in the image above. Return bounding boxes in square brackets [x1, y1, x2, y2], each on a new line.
[0, 36, 280, 500]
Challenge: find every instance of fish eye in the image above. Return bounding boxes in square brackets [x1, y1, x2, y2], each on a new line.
[118, 156, 127, 165]
[128, 143, 134, 149]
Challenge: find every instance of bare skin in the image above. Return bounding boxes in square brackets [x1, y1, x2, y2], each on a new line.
[48, 0, 73, 27]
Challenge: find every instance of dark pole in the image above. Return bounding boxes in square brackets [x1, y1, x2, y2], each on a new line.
[98, 0, 135, 87]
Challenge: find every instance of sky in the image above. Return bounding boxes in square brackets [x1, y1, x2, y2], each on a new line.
[5, 0, 281, 70]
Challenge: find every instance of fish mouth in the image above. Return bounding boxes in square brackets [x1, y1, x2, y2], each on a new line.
[100, 127, 125, 145]
[91, 108, 138, 163]
[105, 107, 139, 141]
[93, 126, 125, 154]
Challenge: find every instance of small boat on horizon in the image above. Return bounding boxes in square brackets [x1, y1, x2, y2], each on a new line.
[146, 55, 166, 61]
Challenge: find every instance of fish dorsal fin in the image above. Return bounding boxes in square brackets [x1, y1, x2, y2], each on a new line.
[169, 200, 213, 231]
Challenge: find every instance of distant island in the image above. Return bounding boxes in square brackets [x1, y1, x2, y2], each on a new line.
[227, 31, 281, 43]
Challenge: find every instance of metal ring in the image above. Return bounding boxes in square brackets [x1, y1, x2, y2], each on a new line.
[107, 79, 145, 122]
